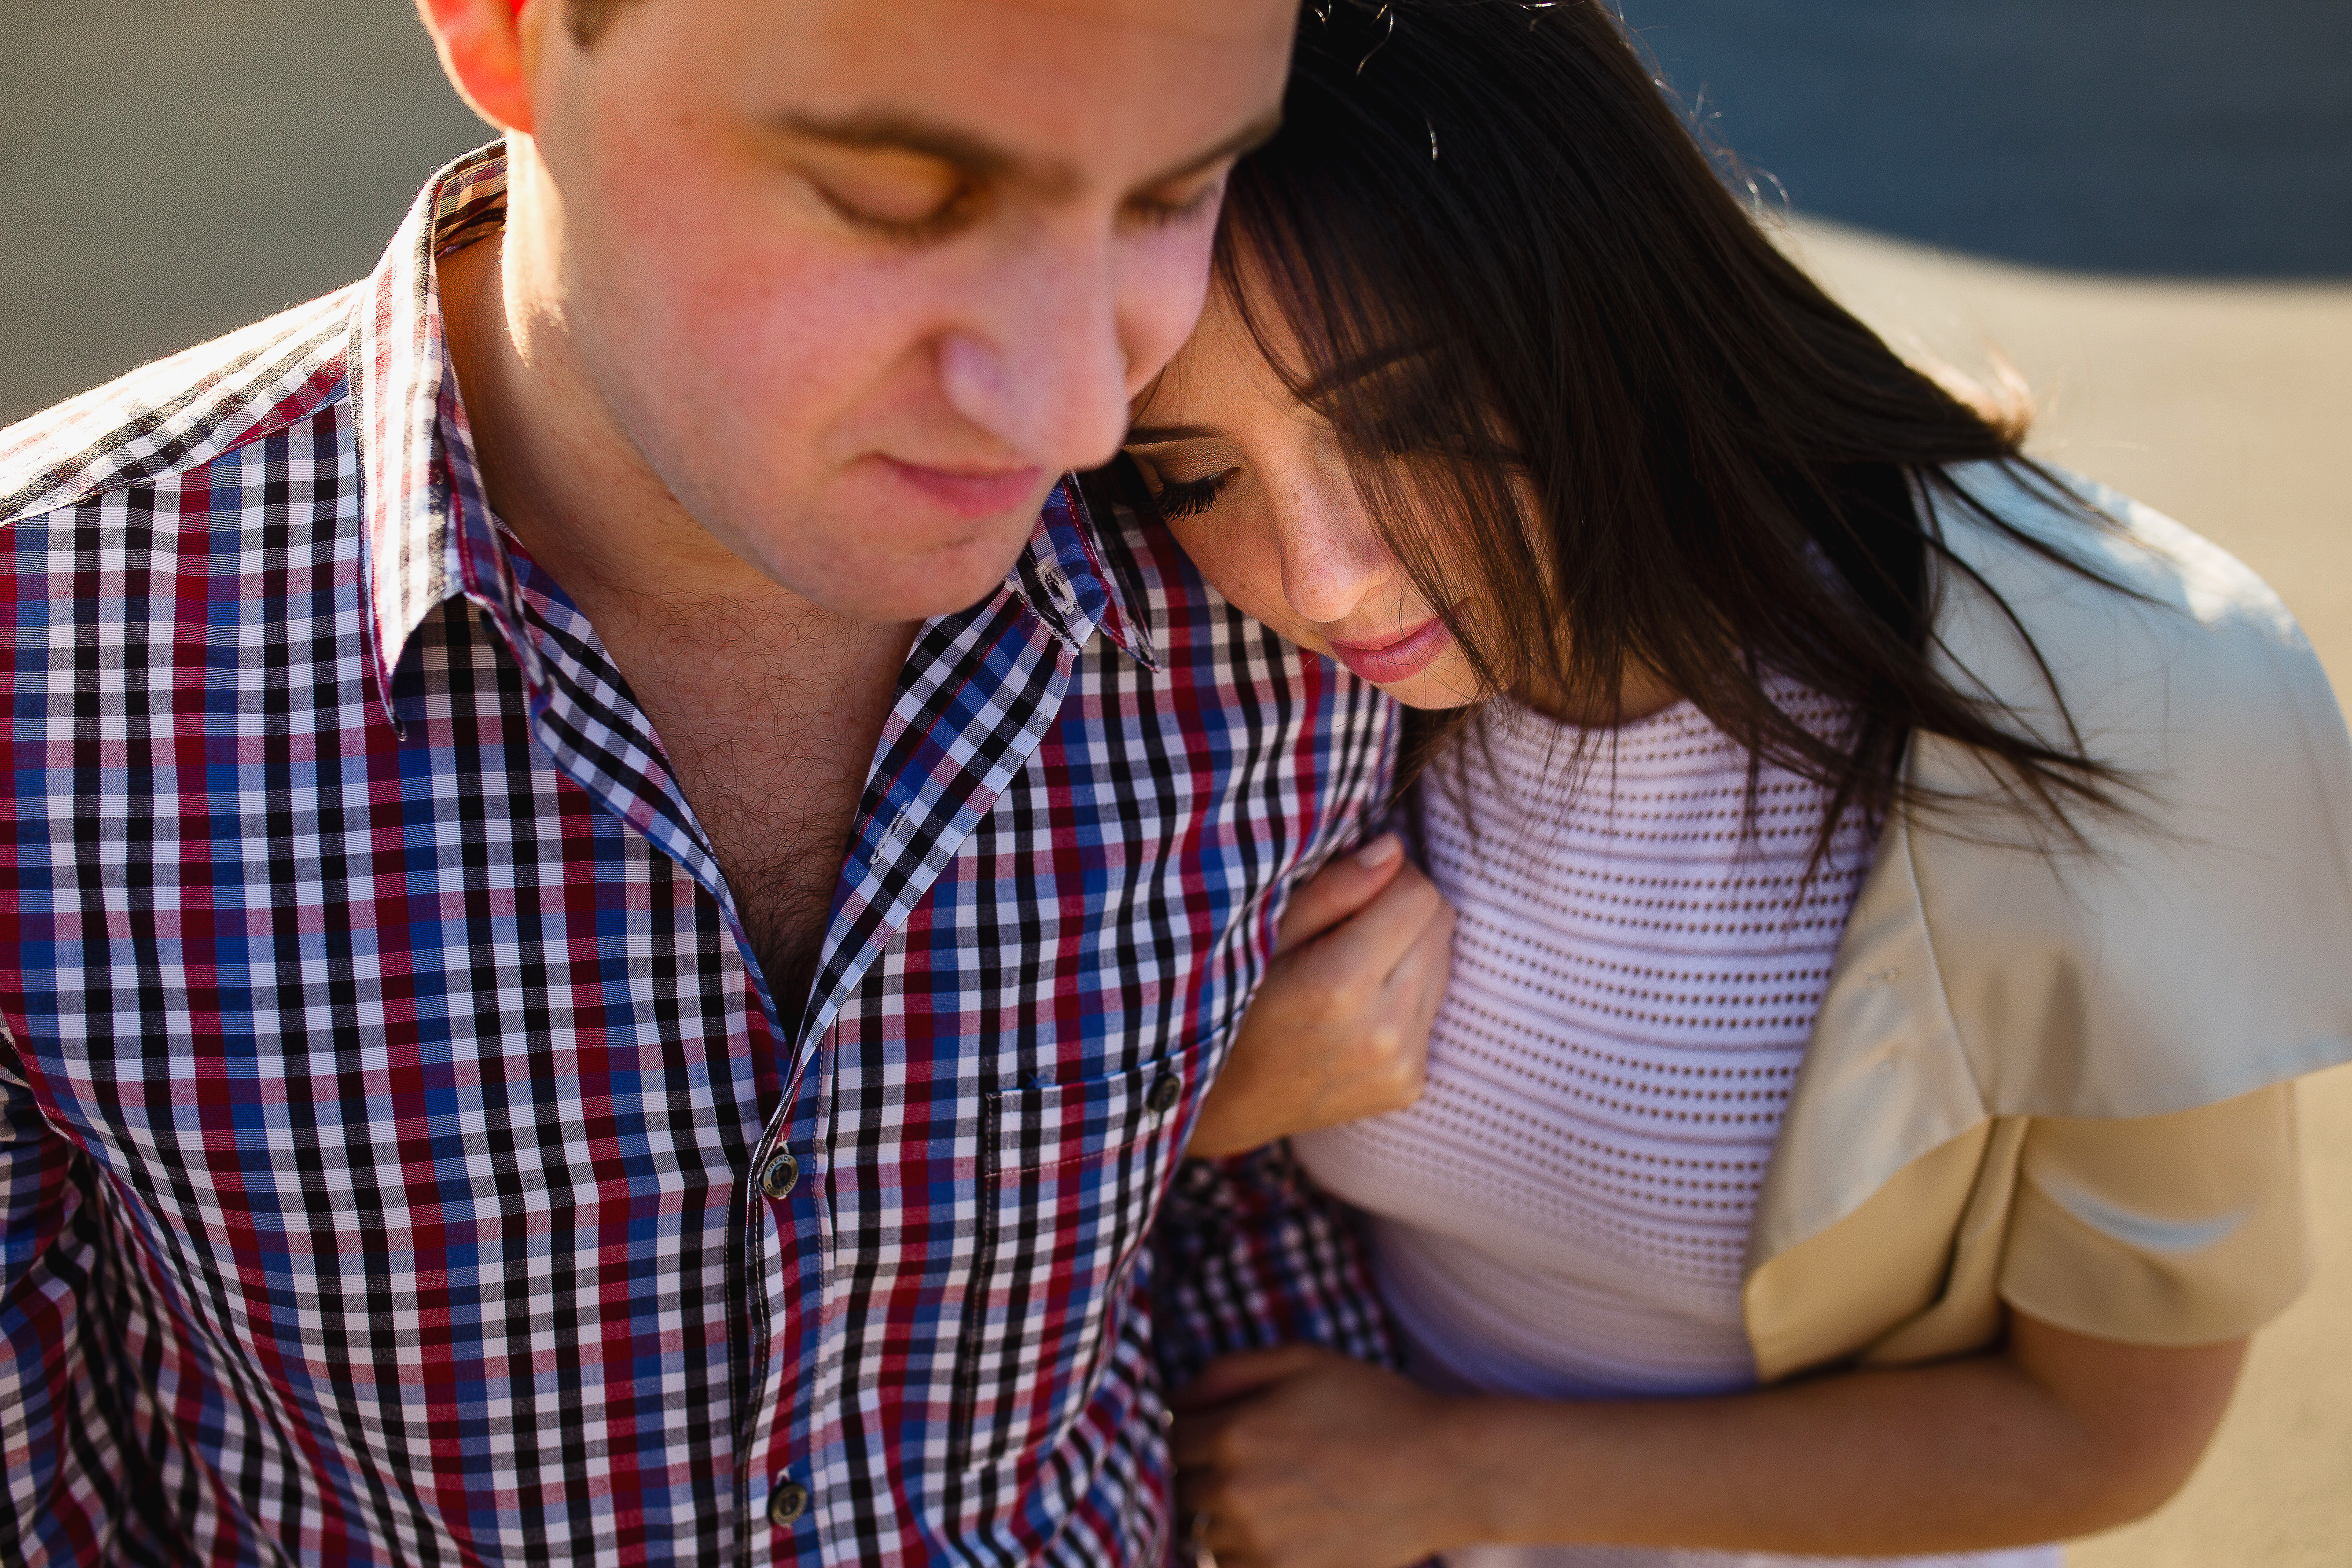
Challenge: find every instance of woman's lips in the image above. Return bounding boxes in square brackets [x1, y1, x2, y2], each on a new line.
[1325, 615, 1455, 686]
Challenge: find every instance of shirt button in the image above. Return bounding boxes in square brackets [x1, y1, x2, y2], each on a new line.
[1147, 1072, 1183, 1114]
[768, 1478, 809, 1527]
[760, 1149, 799, 1200]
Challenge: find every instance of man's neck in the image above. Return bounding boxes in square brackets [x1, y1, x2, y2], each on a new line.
[435, 224, 920, 1013]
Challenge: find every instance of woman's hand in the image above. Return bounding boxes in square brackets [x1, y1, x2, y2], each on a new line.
[1172, 1345, 1482, 1568]
[1186, 835, 1456, 1158]
[1169, 1313, 2247, 1563]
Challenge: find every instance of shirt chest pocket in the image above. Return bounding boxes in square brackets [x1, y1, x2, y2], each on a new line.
[949, 1056, 1194, 1472]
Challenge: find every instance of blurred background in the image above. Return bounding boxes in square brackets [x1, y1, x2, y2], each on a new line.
[3, 3, 2347, 1561]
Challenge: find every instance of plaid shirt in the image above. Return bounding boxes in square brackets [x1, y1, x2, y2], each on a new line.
[0, 147, 1396, 1568]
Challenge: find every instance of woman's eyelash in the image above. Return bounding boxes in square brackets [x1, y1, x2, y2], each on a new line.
[1152, 471, 1231, 519]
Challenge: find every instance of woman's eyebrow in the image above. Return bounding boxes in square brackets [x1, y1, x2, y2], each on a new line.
[1298, 345, 1435, 400]
[1124, 424, 1220, 444]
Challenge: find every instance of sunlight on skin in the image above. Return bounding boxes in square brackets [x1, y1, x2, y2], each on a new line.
[1126, 275, 1681, 723]
[414, 0, 1295, 624]
[1124, 286, 1477, 714]
[1124, 280, 1492, 711]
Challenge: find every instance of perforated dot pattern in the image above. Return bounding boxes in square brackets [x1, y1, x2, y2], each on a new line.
[1296, 679, 1878, 1400]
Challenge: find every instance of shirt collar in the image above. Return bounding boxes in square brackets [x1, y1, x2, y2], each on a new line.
[349, 142, 535, 728]
[348, 144, 1157, 728]
[1009, 480, 1161, 672]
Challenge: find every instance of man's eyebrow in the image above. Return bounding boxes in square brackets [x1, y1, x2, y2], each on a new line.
[1134, 113, 1284, 194]
[1124, 424, 1222, 444]
[779, 110, 1046, 187]
[775, 109, 1284, 204]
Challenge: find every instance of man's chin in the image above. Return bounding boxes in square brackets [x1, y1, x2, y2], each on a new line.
[775, 519, 1047, 624]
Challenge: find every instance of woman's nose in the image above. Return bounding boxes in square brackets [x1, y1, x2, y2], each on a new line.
[1277, 476, 1398, 628]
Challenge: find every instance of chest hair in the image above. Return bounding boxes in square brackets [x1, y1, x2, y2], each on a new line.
[599, 596, 913, 1029]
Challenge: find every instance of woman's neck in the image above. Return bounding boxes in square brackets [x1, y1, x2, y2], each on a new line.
[1516, 662, 1683, 729]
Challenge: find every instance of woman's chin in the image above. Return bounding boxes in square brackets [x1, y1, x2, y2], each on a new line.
[1372, 661, 1485, 711]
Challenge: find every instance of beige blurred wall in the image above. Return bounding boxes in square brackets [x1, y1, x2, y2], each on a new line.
[1780, 218, 2352, 1568]
[0, 0, 487, 426]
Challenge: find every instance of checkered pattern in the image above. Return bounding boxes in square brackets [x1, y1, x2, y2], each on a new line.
[1149, 1146, 1396, 1394]
[0, 147, 1397, 1567]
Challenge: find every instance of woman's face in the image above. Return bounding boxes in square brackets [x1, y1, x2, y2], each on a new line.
[1121, 281, 1485, 710]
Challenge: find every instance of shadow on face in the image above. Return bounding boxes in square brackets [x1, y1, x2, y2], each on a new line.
[508, 0, 1300, 620]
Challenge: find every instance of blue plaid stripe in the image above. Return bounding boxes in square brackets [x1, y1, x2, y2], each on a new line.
[0, 148, 1398, 1568]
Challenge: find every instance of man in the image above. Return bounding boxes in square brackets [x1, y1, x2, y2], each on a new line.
[0, 2, 1426, 1561]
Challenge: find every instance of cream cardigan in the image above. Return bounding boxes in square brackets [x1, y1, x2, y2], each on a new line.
[1742, 463, 2352, 1380]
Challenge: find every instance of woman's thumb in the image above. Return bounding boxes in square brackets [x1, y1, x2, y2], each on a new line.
[1274, 834, 1405, 954]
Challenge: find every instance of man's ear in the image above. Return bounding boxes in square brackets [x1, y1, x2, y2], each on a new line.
[414, 0, 542, 133]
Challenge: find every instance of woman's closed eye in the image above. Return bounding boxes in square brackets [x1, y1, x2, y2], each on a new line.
[1150, 469, 1235, 520]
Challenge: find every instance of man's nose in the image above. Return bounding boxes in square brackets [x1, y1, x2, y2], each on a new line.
[936, 240, 1131, 473]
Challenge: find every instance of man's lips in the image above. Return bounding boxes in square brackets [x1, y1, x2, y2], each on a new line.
[1324, 615, 1455, 686]
[874, 455, 1049, 520]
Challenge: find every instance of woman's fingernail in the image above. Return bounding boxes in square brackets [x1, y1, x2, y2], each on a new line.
[1354, 834, 1401, 869]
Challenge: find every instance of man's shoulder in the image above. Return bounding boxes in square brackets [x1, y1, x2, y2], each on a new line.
[0, 285, 360, 530]
[1070, 475, 1241, 661]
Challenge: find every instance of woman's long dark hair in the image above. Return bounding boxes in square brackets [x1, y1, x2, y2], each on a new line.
[1188, 0, 2126, 853]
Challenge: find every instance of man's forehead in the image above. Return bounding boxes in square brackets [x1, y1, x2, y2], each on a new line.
[578, 0, 1294, 48]
[738, 0, 1296, 180]
[790, 0, 1294, 66]
[959, 0, 1298, 40]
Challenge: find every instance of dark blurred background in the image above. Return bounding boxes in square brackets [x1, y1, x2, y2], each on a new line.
[0, 1, 485, 427]
[1616, 0, 2352, 277]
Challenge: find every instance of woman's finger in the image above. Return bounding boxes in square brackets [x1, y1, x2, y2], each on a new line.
[1273, 834, 1405, 954]
[1295, 860, 1449, 984]
[1383, 895, 1457, 1010]
[1171, 1344, 1335, 1412]
[1171, 1417, 1221, 1470]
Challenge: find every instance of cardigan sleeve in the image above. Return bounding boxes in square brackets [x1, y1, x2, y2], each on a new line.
[1998, 1082, 2309, 1344]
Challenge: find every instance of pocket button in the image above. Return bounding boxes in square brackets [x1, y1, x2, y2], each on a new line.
[769, 1479, 809, 1527]
[1147, 1072, 1183, 1114]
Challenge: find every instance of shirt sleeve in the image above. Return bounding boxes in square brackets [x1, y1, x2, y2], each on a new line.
[1999, 1081, 2310, 1344]
[0, 1027, 124, 1566]
[1148, 1141, 1400, 1392]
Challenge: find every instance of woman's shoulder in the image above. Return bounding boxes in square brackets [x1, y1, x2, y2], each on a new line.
[1897, 459, 2352, 1119]
[1921, 461, 2347, 796]
[1929, 459, 2315, 685]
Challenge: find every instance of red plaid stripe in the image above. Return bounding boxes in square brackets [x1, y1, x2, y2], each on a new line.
[0, 148, 1397, 1567]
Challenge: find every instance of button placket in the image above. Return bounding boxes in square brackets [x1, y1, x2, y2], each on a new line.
[760, 1148, 799, 1199]
[1146, 1071, 1183, 1115]
[738, 1072, 820, 1559]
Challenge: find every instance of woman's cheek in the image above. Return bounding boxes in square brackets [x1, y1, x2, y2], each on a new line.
[1174, 517, 1312, 651]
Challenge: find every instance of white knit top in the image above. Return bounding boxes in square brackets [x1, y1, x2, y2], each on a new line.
[1292, 686, 2060, 1568]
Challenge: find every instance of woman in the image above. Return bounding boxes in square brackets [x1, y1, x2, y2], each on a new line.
[1121, 4, 2352, 1567]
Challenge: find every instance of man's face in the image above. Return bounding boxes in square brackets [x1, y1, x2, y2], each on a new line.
[520, 0, 1295, 621]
